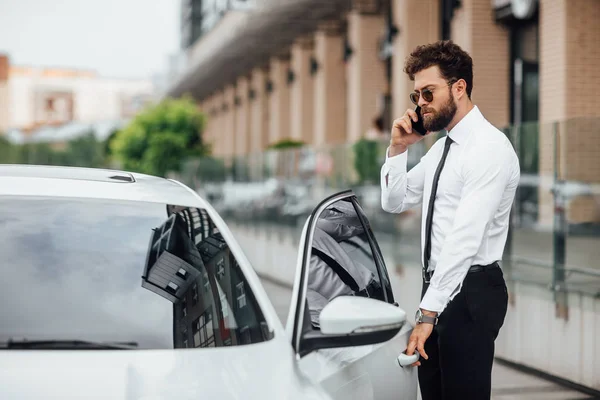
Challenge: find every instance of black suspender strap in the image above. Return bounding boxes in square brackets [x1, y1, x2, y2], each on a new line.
[311, 247, 360, 292]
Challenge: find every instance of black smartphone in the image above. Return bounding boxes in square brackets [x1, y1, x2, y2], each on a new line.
[412, 106, 427, 136]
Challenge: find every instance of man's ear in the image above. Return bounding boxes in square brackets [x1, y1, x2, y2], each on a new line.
[454, 79, 468, 100]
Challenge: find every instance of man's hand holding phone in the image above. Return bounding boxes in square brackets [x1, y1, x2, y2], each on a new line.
[389, 107, 428, 157]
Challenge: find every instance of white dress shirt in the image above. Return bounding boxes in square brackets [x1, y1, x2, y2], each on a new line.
[380, 106, 520, 314]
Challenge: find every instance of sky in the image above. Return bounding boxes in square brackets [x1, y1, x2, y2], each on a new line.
[0, 0, 181, 79]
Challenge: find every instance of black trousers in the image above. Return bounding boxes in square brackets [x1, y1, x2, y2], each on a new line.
[418, 264, 508, 400]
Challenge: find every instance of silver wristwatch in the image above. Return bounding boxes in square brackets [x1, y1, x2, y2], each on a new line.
[415, 309, 438, 325]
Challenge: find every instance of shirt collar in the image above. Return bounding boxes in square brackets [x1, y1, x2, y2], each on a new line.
[446, 105, 482, 145]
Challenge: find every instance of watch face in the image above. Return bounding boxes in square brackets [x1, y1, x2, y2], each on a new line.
[415, 309, 421, 322]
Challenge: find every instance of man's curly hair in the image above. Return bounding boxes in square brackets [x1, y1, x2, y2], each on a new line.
[404, 40, 473, 98]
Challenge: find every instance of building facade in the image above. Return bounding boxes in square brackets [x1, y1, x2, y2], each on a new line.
[166, 0, 600, 146]
[0, 54, 155, 134]
[166, 0, 600, 226]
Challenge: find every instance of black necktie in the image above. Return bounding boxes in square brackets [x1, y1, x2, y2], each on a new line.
[423, 136, 453, 281]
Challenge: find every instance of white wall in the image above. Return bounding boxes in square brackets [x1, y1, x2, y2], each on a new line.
[0, 83, 10, 132]
[6, 71, 154, 130]
[8, 76, 35, 128]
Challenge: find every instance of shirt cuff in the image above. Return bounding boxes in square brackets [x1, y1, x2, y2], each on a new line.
[419, 286, 450, 314]
[385, 147, 408, 171]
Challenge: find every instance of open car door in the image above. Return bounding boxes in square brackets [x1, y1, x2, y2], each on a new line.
[285, 190, 418, 400]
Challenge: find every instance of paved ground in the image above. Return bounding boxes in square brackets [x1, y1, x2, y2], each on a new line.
[260, 278, 598, 400]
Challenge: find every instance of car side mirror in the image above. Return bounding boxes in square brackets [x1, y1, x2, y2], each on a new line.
[298, 296, 406, 357]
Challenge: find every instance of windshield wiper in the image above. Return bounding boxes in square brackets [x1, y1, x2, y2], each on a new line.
[2, 339, 139, 350]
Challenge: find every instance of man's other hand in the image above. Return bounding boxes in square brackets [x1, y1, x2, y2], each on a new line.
[389, 108, 426, 157]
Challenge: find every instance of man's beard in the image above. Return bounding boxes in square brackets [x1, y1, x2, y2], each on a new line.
[422, 91, 457, 132]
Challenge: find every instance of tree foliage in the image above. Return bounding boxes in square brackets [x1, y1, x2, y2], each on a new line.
[110, 96, 208, 177]
[0, 131, 105, 167]
[196, 157, 227, 183]
[353, 138, 381, 184]
[268, 138, 305, 150]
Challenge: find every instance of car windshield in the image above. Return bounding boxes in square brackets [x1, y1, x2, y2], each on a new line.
[0, 196, 272, 350]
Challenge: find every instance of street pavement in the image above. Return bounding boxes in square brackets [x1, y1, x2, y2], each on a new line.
[260, 278, 598, 400]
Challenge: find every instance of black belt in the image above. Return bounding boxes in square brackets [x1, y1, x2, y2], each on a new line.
[423, 261, 499, 283]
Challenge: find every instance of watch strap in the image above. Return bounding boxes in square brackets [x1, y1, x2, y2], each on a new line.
[420, 314, 438, 325]
[416, 309, 438, 325]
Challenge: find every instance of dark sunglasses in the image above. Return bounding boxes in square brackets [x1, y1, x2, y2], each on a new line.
[409, 79, 458, 105]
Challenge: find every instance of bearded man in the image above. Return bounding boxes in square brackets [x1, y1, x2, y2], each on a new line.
[380, 40, 520, 400]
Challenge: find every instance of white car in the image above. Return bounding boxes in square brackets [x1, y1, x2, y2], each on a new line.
[0, 165, 418, 400]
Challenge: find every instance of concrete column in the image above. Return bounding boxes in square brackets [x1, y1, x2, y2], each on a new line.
[540, 0, 600, 122]
[538, 0, 600, 225]
[208, 94, 221, 156]
[290, 36, 315, 144]
[234, 76, 251, 156]
[313, 21, 347, 147]
[391, 0, 440, 121]
[250, 66, 269, 153]
[450, 0, 510, 128]
[268, 54, 291, 146]
[200, 95, 213, 152]
[346, 9, 387, 143]
[0, 55, 9, 133]
[222, 85, 237, 158]
[210, 91, 225, 157]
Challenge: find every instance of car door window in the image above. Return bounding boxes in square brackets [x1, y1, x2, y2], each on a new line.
[351, 199, 395, 304]
[306, 197, 393, 330]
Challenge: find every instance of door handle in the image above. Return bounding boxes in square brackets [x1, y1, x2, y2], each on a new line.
[397, 351, 419, 368]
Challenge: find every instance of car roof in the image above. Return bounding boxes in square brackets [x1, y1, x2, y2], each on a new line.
[0, 164, 206, 207]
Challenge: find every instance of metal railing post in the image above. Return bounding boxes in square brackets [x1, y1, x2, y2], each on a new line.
[504, 124, 518, 305]
[552, 120, 569, 319]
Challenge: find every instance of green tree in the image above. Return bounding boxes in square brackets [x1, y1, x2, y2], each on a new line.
[196, 156, 227, 183]
[103, 128, 120, 159]
[110, 96, 208, 177]
[66, 131, 105, 168]
[0, 136, 16, 164]
[353, 138, 381, 185]
[268, 138, 305, 150]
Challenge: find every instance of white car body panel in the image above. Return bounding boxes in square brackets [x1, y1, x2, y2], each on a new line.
[299, 324, 418, 400]
[0, 165, 417, 400]
[0, 339, 330, 400]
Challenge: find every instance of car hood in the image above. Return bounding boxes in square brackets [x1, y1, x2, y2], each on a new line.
[0, 338, 330, 400]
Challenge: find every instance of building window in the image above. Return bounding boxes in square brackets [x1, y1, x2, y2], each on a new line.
[46, 98, 55, 111]
[220, 291, 229, 318]
[182, 297, 187, 317]
[193, 311, 215, 348]
[176, 267, 188, 279]
[236, 282, 246, 309]
[166, 281, 179, 295]
[193, 323, 200, 347]
[239, 326, 251, 344]
[216, 259, 225, 280]
[205, 313, 214, 345]
[192, 283, 199, 305]
[203, 271, 210, 292]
